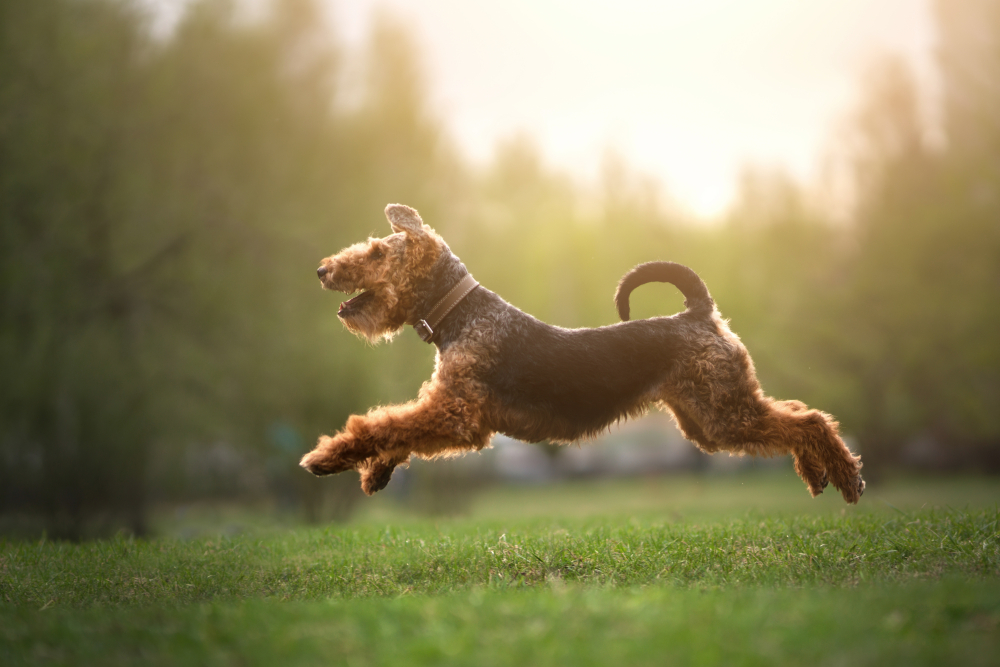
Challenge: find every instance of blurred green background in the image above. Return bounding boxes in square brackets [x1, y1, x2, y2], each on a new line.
[0, 0, 998, 538]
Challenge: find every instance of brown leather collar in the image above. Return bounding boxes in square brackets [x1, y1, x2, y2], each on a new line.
[412, 273, 479, 343]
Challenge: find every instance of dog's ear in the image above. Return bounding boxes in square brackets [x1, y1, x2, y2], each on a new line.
[385, 204, 426, 236]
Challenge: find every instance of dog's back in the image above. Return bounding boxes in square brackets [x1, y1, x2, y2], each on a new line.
[481, 302, 690, 442]
[479, 261, 716, 443]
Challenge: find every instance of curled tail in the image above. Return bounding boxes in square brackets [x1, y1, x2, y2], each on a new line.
[614, 261, 714, 321]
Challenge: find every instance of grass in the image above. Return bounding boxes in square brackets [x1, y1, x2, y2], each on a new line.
[2, 472, 999, 665]
[5, 581, 999, 666]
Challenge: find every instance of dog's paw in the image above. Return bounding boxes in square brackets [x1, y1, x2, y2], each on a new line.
[838, 474, 865, 505]
[794, 454, 829, 498]
[806, 480, 825, 497]
[299, 449, 350, 476]
[299, 435, 356, 476]
[826, 456, 864, 504]
[359, 459, 396, 495]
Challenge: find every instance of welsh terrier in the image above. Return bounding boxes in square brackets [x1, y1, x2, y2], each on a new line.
[301, 204, 865, 503]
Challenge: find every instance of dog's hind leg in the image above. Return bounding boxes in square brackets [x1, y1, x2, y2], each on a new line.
[759, 401, 864, 503]
[662, 393, 863, 503]
[661, 403, 724, 453]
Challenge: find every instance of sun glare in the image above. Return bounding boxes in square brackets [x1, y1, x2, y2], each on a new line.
[330, 0, 934, 219]
[148, 0, 935, 218]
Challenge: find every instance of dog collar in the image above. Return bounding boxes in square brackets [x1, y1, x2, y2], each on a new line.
[413, 273, 479, 343]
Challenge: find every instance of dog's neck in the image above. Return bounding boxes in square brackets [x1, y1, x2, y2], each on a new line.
[409, 251, 477, 343]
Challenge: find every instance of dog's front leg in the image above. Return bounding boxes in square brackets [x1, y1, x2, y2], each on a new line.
[299, 408, 416, 486]
[299, 427, 371, 478]
[300, 392, 489, 495]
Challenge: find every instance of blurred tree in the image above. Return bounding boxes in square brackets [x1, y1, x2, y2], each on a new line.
[713, 166, 844, 407]
[832, 0, 1000, 468]
[3, 0, 999, 539]
[0, 0, 154, 537]
[0, 0, 369, 535]
[931, 0, 1000, 460]
[825, 58, 937, 466]
[937, 0, 1000, 167]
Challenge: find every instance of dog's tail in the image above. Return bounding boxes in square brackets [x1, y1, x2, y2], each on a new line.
[614, 261, 714, 321]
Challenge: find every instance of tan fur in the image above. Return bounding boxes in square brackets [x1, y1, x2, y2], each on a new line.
[316, 206, 443, 342]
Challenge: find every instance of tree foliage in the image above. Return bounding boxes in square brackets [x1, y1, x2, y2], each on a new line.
[1, 0, 998, 535]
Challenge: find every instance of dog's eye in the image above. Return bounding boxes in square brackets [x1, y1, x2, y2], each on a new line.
[371, 248, 384, 260]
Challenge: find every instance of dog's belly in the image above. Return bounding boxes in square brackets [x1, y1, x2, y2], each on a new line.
[482, 316, 684, 442]
[488, 390, 654, 443]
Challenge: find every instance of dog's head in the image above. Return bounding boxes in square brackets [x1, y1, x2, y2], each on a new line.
[316, 204, 445, 342]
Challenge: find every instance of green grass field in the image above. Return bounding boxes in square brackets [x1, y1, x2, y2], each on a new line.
[2, 472, 999, 665]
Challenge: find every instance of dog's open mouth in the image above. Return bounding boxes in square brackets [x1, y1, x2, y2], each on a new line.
[338, 290, 374, 318]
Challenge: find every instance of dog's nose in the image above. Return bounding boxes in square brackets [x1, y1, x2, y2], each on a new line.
[317, 265, 327, 278]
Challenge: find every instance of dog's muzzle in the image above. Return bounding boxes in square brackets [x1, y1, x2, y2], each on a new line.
[338, 290, 374, 318]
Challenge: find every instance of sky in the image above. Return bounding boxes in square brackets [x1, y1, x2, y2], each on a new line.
[150, 0, 937, 218]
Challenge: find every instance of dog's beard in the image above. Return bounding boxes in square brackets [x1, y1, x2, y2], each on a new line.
[337, 289, 375, 317]
[336, 289, 400, 343]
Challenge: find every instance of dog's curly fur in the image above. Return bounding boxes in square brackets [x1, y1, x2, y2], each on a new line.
[301, 204, 865, 503]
